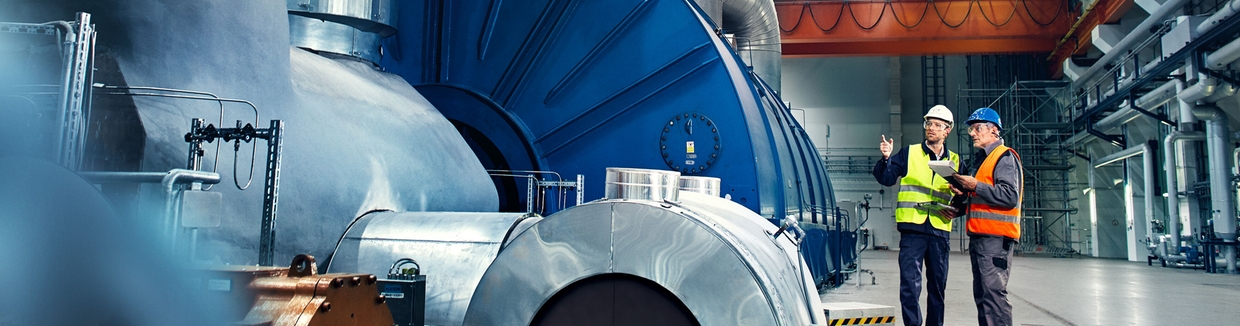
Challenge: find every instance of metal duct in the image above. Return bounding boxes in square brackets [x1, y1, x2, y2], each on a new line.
[464, 191, 825, 325]
[720, 0, 782, 92]
[605, 168, 681, 201]
[679, 175, 722, 196]
[287, 0, 398, 64]
[1193, 105, 1238, 274]
[692, 0, 723, 26]
[1164, 131, 1204, 249]
[1073, 0, 1189, 87]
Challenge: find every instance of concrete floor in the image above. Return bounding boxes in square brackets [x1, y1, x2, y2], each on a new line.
[820, 250, 1240, 326]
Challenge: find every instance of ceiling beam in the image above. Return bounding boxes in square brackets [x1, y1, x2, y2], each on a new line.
[777, 0, 1074, 57]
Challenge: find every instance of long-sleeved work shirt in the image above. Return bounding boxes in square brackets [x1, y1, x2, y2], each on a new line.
[872, 142, 962, 238]
[966, 139, 1022, 210]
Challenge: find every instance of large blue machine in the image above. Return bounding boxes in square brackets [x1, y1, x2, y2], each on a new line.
[378, 0, 855, 288]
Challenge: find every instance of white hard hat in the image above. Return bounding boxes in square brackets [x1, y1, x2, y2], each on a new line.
[923, 105, 953, 124]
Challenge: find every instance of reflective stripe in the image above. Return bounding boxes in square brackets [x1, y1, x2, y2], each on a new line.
[895, 145, 958, 232]
[899, 184, 934, 195]
[968, 210, 1020, 223]
[898, 185, 952, 202]
[966, 144, 1023, 239]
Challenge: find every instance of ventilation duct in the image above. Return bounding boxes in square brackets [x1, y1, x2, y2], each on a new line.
[719, 0, 782, 92]
[288, 0, 397, 64]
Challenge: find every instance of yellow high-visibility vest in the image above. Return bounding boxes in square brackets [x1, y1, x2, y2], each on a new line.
[894, 144, 959, 232]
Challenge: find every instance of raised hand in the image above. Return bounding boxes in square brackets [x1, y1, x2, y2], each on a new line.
[879, 135, 894, 159]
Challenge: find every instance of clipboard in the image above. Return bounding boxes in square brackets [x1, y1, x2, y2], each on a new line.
[928, 160, 957, 177]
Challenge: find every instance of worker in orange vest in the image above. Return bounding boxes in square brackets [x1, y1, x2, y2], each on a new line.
[949, 107, 1023, 326]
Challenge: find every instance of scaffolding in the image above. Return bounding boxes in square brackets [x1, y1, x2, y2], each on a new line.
[956, 81, 1081, 256]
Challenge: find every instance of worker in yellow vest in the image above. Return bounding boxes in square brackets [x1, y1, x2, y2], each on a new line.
[873, 104, 963, 326]
[949, 107, 1024, 326]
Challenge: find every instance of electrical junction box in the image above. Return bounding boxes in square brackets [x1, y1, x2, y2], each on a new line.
[181, 190, 222, 228]
[1163, 16, 1208, 58]
[378, 275, 426, 326]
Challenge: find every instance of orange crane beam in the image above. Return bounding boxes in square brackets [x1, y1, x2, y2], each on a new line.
[1046, 0, 1135, 77]
[777, 0, 1075, 57]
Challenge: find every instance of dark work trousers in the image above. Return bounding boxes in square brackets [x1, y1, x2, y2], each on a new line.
[970, 236, 1016, 326]
[897, 232, 950, 326]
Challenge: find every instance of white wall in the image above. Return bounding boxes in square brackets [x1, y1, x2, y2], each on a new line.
[782, 56, 969, 250]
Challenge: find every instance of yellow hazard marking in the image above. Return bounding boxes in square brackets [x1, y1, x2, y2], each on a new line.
[828, 316, 895, 325]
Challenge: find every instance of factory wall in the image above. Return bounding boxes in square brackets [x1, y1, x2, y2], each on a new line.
[782, 55, 969, 250]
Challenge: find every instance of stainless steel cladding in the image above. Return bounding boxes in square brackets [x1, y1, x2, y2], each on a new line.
[604, 167, 680, 201]
[464, 191, 825, 325]
[287, 0, 397, 63]
[678, 176, 722, 197]
[10, 0, 499, 266]
[326, 211, 541, 326]
[287, 0, 397, 28]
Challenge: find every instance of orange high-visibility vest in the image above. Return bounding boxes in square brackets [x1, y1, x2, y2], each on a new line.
[966, 144, 1023, 239]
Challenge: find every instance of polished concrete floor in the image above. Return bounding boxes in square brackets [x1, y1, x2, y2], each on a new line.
[820, 250, 1240, 325]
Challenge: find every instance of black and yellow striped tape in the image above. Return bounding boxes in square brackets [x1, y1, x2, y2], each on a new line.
[828, 316, 895, 325]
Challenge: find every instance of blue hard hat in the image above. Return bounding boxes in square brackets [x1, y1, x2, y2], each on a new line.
[966, 107, 1002, 130]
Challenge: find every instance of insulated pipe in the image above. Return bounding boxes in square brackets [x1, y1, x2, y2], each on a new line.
[1074, 0, 1190, 87]
[1093, 104, 1141, 132]
[1176, 79, 1197, 127]
[1198, 0, 1240, 34]
[1193, 106, 1238, 274]
[1205, 36, 1240, 69]
[1203, 82, 1236, 103]
[1134, 79, 1181, 109]
[720, 0, 781, 92]
[1145, 143, 1156, 246]
[1165, 131, 1205, 248]
[1178, 77, 1218, 103]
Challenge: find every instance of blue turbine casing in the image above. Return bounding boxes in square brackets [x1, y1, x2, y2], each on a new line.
[380, 0, 849, 285]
